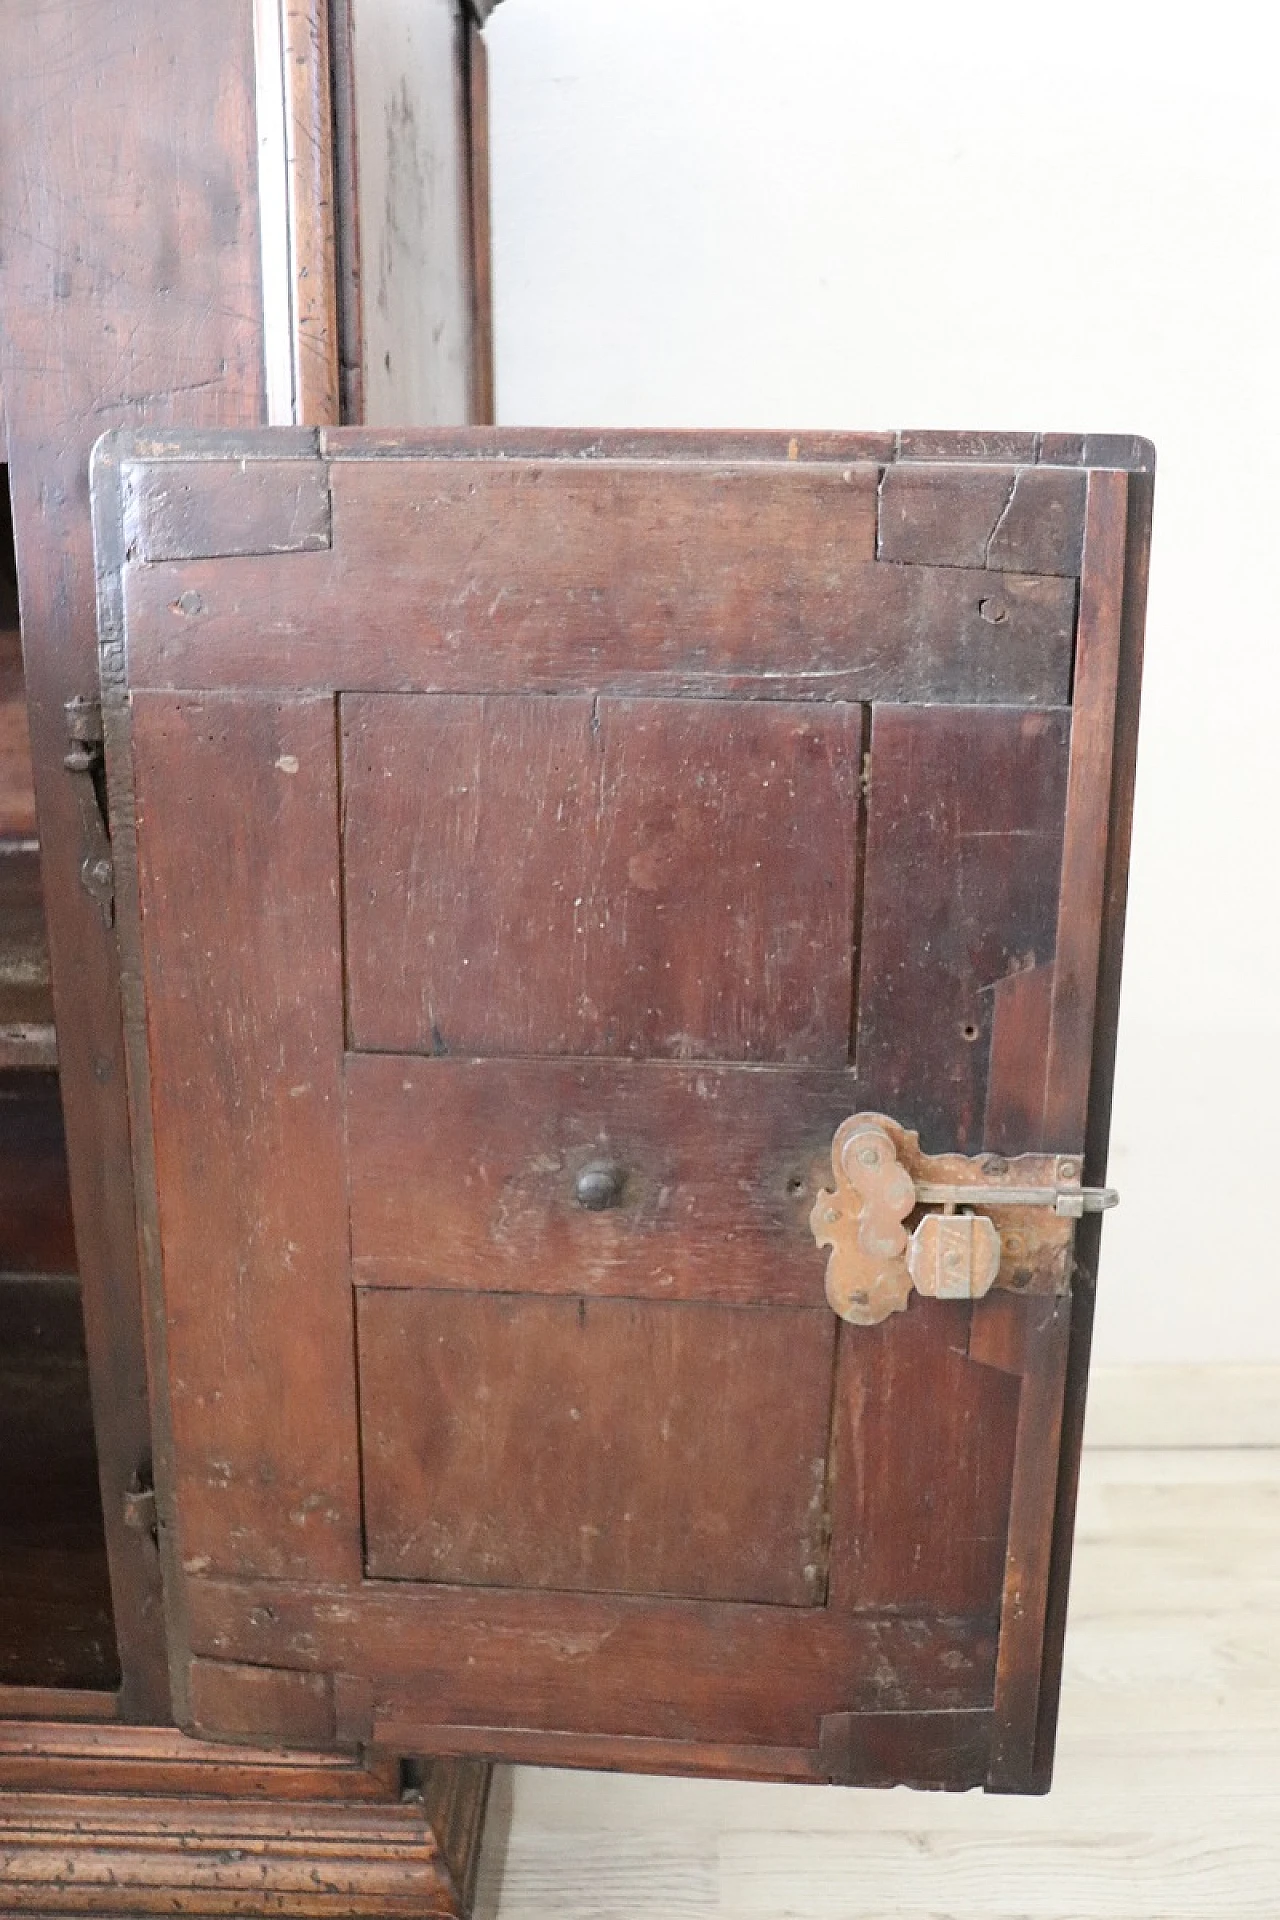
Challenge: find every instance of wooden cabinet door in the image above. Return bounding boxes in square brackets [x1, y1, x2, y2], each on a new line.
[95, 426, 1151, 1791]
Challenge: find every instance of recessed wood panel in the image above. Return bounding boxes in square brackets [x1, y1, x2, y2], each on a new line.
[342, 693, 862, 1062]
[346, 1054, 855, 1305]
[357, 1291, 835, 1606]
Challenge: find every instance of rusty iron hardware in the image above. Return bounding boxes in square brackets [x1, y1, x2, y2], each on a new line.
[913, 1179, 1118, 1218]
[64, 694, 115, 927]
[63, 693, 105, 775]
[810, 1111, 1118, 1327]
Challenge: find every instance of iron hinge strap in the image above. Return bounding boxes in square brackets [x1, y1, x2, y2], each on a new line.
[63, 692, 105, 770]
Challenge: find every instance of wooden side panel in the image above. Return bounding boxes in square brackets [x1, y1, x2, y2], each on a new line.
[855, 705, 1071, 1151]
[346, 1055, 854, 1305]
[350, 0, 478, 426]
[1032, 468, 1154, 1791]
[986, 1294, 1072, 1792]
[358, 1290, 834, 1605]
[342, 693, 862, 1062]
[465, 17, 495, 425]
[1041, 471, 1129, 1152]
[990, 470, 1135, 1791]
[128, 693, 361, 1585]
[121, 455, 1078, 704]
[0, 0, 273, 1717]
[844, 700, 1078, 1727]
[282, 0, 342, 426]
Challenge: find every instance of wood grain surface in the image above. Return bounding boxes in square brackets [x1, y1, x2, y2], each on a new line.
[187, 1577, 996, 1755]
[120, 454, 1078, 703]
[347, 1055, 855, 1305]
[100, 430, 1148, 1790]
[342, 693, 862, 1062]
[128, 693, 361, 1593]
[470, 1442, 1280, 1920]
[854, 704, 1071, 1152]
[0, 0, 271, 1716]
[358, 1290, 835, 1603]
[0, 1273, 116, 1691]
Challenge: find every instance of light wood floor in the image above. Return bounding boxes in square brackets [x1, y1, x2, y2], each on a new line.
[475, 1438, 1280, 1918]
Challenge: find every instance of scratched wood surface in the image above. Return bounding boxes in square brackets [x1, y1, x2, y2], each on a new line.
[358, 1290, 835, 1603]
[342, 693, 863, 1062]
[122, 457, 1078, 703]
[473, 1441, 1280, 1920]
[100, 428, 1150, 1789]
[127, 693, 362, 1598]
[346, 1055, 857, 1304]
[853, 704, 1071, 1153]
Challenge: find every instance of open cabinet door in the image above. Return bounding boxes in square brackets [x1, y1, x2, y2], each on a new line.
[92, 425, 1151, 1792]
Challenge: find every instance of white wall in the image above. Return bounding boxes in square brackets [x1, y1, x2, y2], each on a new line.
[485, 0, 1280, 1365]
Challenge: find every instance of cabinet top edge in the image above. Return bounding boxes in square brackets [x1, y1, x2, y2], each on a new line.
[89, 425, 1156, 476]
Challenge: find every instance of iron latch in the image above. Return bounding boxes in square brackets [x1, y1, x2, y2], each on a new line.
[810, 1112, 1118, 1327]
[913, 1180, 1118, 1218]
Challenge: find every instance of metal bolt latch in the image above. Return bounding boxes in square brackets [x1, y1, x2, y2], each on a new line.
[810, 1112, 1119, 1327]
[913, 1180, 1119, 1218]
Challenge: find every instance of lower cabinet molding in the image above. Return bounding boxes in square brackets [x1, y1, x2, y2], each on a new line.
[0, 1718, 491, 1918]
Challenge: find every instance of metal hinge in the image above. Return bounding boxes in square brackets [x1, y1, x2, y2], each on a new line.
[63, 693, 105, 774]
[64, 695, 115, 926]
